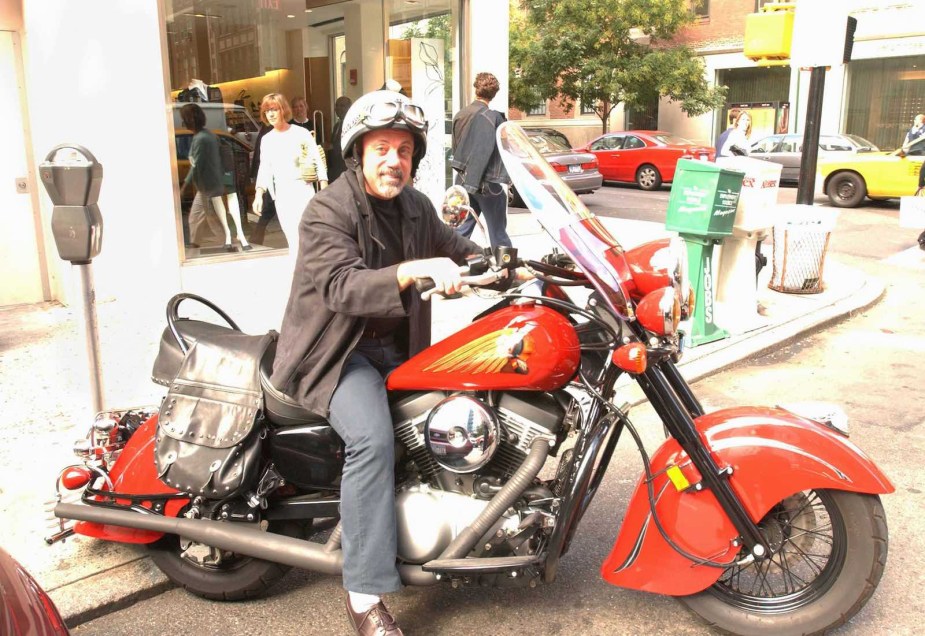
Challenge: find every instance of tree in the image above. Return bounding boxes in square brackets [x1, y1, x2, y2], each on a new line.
[510, 0, 726, 133]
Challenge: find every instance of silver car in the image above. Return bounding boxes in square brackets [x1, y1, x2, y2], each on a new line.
[750, 133, 878, 184]
[509, 129, 603, 207]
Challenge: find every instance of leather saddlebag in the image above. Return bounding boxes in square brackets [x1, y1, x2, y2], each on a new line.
[155, 329, 276, 498]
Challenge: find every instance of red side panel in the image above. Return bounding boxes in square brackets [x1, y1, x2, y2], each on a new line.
[601, 407, 894, 596]
[75, 414, 189, 544]
[387, 304, 580, 391]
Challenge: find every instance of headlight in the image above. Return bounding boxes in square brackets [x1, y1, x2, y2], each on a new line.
[636, 287, 682, 336]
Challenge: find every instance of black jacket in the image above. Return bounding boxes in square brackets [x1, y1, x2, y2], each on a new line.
[451, 100, 510, 194]
[270, 166, 480, 416]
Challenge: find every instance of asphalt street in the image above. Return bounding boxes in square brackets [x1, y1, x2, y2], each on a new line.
[73, 185, 924, 635]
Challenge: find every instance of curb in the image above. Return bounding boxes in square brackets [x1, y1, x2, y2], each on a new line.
[50, 555, 173, 627]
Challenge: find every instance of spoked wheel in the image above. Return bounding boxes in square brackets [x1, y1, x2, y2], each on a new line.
[681, 489, 888, 635]
[635, 164, 662, 190]
[149, 519, 308, 601]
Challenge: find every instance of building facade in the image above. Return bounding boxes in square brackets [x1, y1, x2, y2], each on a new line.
[512, 0, 925, 154]
[0, 0, 509, 332]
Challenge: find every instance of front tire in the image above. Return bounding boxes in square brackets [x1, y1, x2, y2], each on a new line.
[149, 520, 307, 601]
[636, 164, 662, 190]
[826, 172, 867, 207]
[681, 490, 888, 636]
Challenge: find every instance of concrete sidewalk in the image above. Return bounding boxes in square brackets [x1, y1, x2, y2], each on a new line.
[0, 210, 883, 627]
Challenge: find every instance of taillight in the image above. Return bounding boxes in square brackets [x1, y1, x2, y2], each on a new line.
[548, 162, 568, 173]
[581, 160, 598, 170]
[60, 466, 92, 490]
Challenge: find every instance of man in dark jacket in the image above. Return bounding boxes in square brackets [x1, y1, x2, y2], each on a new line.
[451, 72, 512, 248]
[271, 89, 480, 636]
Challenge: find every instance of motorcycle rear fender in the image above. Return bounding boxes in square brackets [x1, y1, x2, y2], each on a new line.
[74, 414, 189, 544]
[601, 406, 894, 596]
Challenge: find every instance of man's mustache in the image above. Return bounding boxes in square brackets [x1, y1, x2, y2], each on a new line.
[379, 167, 404, 181]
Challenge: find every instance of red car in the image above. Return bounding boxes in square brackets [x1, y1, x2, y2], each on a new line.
[582, 131, 715, 190]
[0, 545, 68, 635]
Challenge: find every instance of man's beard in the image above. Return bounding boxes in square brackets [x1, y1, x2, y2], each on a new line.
[374, 167, 405, 198]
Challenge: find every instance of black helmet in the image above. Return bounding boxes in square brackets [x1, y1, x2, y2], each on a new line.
[340, 90, 428, 173]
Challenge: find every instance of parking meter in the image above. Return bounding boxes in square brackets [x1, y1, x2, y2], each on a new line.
[39, 144, 103, 264]
[39, 143, 106, 416]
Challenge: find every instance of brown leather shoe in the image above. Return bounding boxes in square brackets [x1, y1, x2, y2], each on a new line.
[345, 595, 404, 636]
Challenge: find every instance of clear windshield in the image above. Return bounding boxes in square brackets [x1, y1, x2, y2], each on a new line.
[497, 122, 634, 319]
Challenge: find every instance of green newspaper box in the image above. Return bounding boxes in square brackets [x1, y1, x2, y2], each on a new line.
[665, 160, 745, 346]
[666, 159, 743, 237]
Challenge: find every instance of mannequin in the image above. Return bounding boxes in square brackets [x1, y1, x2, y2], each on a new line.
[180, 103, 251, 251]
[216, 189, 251, 251]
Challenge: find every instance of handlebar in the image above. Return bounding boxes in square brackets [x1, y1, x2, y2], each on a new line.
[415, 269, 510, 301]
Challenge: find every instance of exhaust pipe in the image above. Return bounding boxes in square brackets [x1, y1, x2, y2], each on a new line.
[55, 502, 435, 585]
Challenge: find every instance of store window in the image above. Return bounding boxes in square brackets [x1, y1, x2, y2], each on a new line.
[164, 0, 460, 261]
[691, 0, 709, 20]
[384, 0, 459, 199]
[845, 55, 925, 151]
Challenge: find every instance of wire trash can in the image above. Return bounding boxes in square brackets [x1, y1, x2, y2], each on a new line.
[769, 205, 837, 294]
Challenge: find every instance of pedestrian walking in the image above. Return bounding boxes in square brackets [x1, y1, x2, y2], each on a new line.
[450, 72, 512, 249]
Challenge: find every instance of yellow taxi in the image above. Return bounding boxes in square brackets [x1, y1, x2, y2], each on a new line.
[819, 136, 925, 207]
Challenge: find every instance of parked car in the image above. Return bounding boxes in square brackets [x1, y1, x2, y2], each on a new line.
[0, 545, 69, 635]
[509, 129, 602, 207]
[581, 131, 714, 190]
[521, 126, 573, 149]
[750, 133, 878, 184]
[819, 135, 925, 207]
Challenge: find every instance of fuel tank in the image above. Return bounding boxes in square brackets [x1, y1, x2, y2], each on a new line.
[388, 303, 581, 392]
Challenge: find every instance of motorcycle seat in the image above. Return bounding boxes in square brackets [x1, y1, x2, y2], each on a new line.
[259, 340, 328, 427]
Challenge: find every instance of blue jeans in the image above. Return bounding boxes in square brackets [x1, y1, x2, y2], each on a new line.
[456, 184, 512, 249]
[327, 337, 406, 594]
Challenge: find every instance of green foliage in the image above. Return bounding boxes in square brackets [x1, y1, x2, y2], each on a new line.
[510, 0, 727, 133]
[400, 14, 451, 40]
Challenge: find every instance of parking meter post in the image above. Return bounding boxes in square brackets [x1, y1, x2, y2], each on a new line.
[39, 144, 106, 418]
[75, 264, 105, 415]
[796, 66, 827, 205]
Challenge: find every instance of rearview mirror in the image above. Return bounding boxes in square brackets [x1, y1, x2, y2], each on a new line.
[441, 185, 472, 228]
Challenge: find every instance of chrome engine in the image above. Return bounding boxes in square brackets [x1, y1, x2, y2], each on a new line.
[390, 390, 575, 564]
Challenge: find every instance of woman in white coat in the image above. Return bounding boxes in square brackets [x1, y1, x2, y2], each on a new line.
[253, 93, 327, 259]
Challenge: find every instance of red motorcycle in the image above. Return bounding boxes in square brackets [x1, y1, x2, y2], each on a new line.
[49, 123, 892, 635]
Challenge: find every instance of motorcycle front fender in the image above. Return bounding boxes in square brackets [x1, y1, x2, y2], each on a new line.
[601, 406, 894, 596]
[74, 414, 189, 544]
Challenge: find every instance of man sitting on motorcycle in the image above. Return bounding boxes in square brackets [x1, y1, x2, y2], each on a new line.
[269, 89, 482, 636]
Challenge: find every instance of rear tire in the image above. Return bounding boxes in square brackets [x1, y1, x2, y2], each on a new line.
[636, 164, 662, 190]
[149, 520, 307, 601]
[681, 490, 888, 636]
[826, 172, 866, 207]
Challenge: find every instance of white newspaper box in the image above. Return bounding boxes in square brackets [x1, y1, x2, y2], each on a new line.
[713, 157, 782, 333]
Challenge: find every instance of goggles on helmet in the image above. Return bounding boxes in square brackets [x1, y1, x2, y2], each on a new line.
[363, 100, 427, 133]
